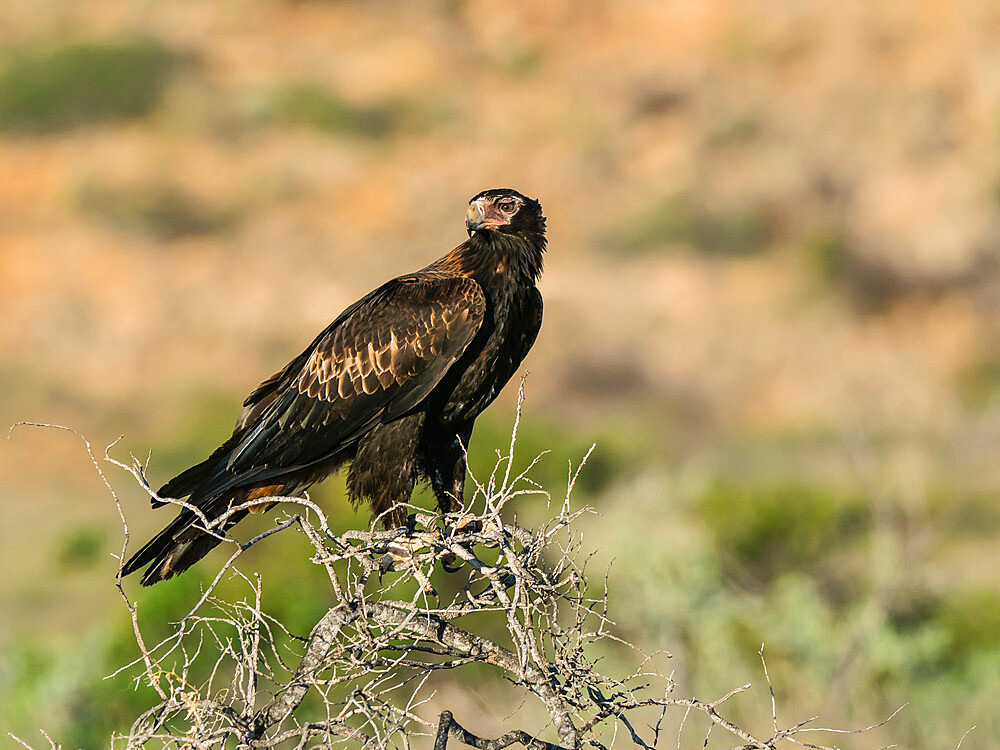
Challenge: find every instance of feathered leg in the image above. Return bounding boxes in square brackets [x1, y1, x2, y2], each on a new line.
[421, 422, 473, 516]
[347, 414, 425, 529]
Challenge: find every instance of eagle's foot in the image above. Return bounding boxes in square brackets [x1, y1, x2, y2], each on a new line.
[446, 515, 502, 546]
[436, 514, 472, 572]
[447, 514, 482, 535]
[437, 515, 503, 572]
[378, 531, 439, 594]
[385, 532, 437, 560]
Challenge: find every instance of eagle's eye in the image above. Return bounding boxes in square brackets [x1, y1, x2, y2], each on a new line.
[497, 199, 517, 214]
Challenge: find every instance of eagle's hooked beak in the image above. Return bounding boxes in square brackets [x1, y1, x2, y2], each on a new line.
[466, 201, 484, 236]
[466, 198, 510, 236]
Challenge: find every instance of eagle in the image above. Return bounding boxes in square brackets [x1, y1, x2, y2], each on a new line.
[122, 188, 546, 586]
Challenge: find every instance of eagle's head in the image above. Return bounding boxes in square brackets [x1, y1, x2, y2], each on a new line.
[466, 188, 545, 240]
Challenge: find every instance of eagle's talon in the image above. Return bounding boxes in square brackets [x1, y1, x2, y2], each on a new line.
[380, 534, 438, 594]
[480, 518, 503, 548]
[437, 515, 487, 572]
[445, 514, 482, 537]
[385, 533, 434, 562]
[440, 551, 464, 573]
[447, 516, 502, 549]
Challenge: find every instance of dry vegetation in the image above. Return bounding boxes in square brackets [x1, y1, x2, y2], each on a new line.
[2, 1, 1000, 748]
[10, 408, 903, 749]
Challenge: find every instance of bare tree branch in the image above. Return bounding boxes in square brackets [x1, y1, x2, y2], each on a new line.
[10, 386, 904, 750]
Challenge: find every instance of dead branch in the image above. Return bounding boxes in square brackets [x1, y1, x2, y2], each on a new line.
[9, 388, 903, 750]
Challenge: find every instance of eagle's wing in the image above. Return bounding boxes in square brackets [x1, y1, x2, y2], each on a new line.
[217, 275, 485, 489]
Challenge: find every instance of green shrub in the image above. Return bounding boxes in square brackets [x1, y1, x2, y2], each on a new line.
[76, 180, 236, 241]
[801, 227, 851, 282]
[467, 413, 631, 498]
[498, 44, 541, 78]
[56, 527, 106, 570]
[696, 480, 869, 587]
[941, 591, 1000, 665]
[0, 38, 179, 132]
[958, 355, 1000, 407]
[272, 82, 401, 139]
[704, 113, 761, 147]
[621, 193, 773, 256]
[800, 226, 927, 313]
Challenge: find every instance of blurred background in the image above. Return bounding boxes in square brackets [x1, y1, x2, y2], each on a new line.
[2, 0, 1000, 747]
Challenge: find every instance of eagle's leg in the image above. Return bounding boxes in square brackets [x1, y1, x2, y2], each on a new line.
[422, 422, 473, 517]
[348, 416, 436, 581]
[422, 423, 484, 571]
[349, 415, 423, 530]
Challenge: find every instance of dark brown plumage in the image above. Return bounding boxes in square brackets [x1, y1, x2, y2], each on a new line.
[122, 188, 546, 585]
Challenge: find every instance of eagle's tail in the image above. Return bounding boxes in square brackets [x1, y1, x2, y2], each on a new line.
[152, 438, 241, 508]
[125, 442, 245, 585]
[120, 499, 250, 586]
[152, 462, 212, 508]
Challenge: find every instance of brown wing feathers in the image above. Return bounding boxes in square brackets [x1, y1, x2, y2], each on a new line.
[295, 285, 479, 402]
[224, 277, 485, 473]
